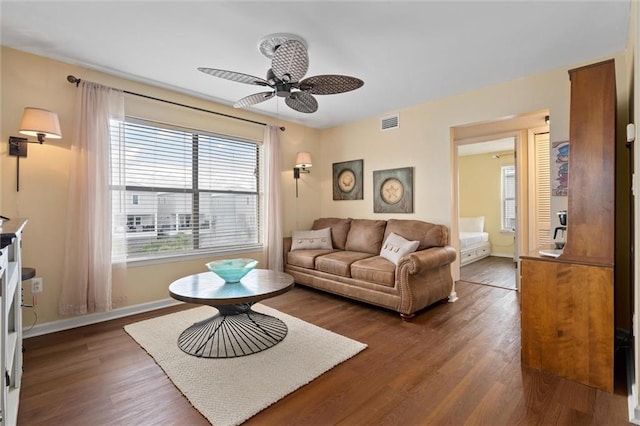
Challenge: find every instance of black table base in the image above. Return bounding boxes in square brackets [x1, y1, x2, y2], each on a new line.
[177, 304, 288, 358]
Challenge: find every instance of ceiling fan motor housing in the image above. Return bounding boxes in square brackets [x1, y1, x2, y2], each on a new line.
[258, 33, 307, 59]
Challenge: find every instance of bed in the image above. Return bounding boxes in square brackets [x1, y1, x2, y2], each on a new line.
[459, 216, 491, 266]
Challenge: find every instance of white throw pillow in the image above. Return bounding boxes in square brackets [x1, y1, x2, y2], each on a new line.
[379, 232, 420, 265]
[291, 227, 333, 250]
[459, 216, 485, 232]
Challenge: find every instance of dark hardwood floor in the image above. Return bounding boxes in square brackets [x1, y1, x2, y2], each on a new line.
[460, 255, 517, 290]
[18, 281, 631, 425]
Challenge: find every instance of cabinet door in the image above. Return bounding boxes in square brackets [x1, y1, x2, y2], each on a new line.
[521, 258, 613, 392]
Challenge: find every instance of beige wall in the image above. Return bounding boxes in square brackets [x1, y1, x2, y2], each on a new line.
[320, 64, 573, 228]
[0, 44, 631, 327]
[459, 153, 515, 257]
[320, 51, 627, 282]
[0, 47, 321, 324]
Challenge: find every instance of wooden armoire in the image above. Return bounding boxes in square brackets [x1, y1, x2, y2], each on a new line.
[520, 59, 616, 392]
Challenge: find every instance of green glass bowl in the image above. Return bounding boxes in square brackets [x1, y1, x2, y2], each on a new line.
[205, 258, 258, 283]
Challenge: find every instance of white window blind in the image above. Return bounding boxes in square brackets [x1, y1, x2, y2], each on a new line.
[534, 132, 551, 246]
[110, 118, 261, 260]
[501, 166, 516, 231]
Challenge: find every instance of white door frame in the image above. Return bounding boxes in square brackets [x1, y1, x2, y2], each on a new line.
[451, 130, 528, 291]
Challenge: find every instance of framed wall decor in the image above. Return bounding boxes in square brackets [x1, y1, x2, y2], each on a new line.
[373, 167, 414, 213]
[333, 159, 364, 200]
[551, 141, 569, 196]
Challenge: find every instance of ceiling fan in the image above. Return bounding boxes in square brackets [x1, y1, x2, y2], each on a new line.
[198, 33, 364, 114]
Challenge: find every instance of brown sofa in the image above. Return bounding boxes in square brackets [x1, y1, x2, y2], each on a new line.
[283, 218, 457, 321]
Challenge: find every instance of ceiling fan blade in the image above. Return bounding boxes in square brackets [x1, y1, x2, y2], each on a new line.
[234, 91, 275, 108]
[299, 75, 364, 95]
[272, 40, 309, 83]
[198, 68, 271, 87]
[285, 91, 318, 113]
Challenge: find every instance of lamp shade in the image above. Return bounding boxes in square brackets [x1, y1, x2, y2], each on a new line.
[294, 152, 312, 168]
[19, 107, 62, 140]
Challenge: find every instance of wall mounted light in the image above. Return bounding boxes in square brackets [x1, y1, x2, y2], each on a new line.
[8, 107, 62, 191]
[293, 151, 312, 197]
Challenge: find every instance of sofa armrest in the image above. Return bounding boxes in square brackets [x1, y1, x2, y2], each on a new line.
[283, 237, 292, 266]
[396, 246, 456, 318]
[283, 237, 292, 253]
[400, 246, 457, 274]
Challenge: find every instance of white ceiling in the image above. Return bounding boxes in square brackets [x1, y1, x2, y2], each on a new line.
[458, 137, 515, 156]
[0, 1, 631, 129]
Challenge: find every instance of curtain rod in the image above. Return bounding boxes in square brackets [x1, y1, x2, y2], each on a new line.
[66, 75, 285, 131]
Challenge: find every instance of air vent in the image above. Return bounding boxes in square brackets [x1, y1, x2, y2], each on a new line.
[380, 114, 399, 131]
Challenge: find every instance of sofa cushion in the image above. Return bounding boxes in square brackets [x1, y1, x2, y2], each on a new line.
[312, 218, 352, 250]
[384, 219, 448, 250]
[291, 227, 333, 250]
[315, 251, 374, 277]
[380, 232, 420, 265]
[287, 249, 336, 269]
[351, 256, 396, 287]
[344, 219, 387, 254]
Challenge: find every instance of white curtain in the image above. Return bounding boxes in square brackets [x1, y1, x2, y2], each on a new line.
[59, 81, 126, 315]
[262, 125, 284, 271]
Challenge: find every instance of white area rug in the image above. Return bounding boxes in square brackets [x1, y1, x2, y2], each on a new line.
[124, 304, 367, 426]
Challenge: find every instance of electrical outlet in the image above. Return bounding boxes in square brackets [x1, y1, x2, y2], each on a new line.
[31, 277, 43, 294]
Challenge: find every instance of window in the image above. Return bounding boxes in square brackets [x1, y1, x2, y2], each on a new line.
[111, 118, 262, 260]
[501, 165, 516, 232]
[126, 214, 155, 232]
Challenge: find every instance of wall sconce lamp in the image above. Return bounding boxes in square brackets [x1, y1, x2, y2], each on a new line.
[545, 115, 550, 125]
[8, 107, 62, 191]
[293, 151, 312, 198]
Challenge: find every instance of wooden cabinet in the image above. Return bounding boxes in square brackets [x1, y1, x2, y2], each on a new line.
[0, 219, 27, 425]
[520, 59, 616, 392]
[521, 257, 613, 391]
[563, 59, 616, 265]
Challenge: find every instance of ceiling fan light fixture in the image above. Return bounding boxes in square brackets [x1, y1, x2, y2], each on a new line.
[258, 33, 307, 59]
[275, 85, 291, 97]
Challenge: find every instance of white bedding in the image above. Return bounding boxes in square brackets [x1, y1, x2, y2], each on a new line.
[460, 231, 489, 249]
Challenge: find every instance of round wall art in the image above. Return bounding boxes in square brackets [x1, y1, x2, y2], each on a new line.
[373, 167, 414, 213]
[380, 178, 404, 205]
[333, 159, 363, 200]
[338, 169, 357, 193]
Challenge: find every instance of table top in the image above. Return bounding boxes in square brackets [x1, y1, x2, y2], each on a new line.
[169, 269, 294, 306]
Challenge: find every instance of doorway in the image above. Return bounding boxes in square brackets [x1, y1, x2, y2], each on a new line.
[458, 136, 517, 290]
[459, 256, 517, 289]
[450, 111, 550, 292]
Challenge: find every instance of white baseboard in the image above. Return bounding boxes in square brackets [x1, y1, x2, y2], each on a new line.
[628, 342, 640, 424]
[491, 252, 516, 259]
[22, 298, 183, 339]
[631, 397, 640, 424]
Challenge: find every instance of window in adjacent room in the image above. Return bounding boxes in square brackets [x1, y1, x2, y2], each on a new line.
[110, 118, 262, 261]
[501, 165, 516, 232]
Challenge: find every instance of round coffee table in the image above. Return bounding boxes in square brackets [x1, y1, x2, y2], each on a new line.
[169, 269, 294, 358]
